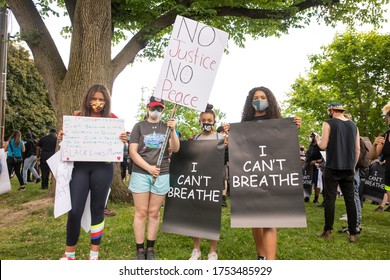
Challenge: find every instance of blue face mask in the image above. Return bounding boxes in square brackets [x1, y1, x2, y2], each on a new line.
[252, 100, 269, 112]
[126, 136, 130, 141]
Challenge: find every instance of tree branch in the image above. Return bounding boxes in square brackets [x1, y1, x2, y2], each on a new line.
[64, 0, 77, 25]
[7, 0, 67, 110]
[112, 10, 178, 79]
[214, 0, 339, 20]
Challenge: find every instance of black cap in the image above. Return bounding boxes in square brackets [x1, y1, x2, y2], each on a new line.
[50, 128, 57, 133]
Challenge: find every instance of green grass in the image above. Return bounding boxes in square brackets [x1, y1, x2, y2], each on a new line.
[0, 177, 389, 260]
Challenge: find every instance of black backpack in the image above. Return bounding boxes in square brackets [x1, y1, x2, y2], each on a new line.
[356, 136, 373, 169]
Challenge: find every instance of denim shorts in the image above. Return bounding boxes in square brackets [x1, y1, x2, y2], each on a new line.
[129, 171, 170, 195]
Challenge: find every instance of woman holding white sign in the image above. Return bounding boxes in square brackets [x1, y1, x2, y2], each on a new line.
[58, 84, 127, 260]
[240, 86, 301, 260]
[129, 96, 180, 260]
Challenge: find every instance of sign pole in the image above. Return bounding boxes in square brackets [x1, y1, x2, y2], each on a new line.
[152, 103, 178, 185]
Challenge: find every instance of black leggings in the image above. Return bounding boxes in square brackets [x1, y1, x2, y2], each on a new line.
[66, 162, 114, 246]
[7, 157, 24, 186]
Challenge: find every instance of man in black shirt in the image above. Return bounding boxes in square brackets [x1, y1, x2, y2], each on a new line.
[316, 103, 360, 242]
[36, 128, 57, 189]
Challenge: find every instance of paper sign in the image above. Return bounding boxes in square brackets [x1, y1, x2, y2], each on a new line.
[61, 116, 124, 162]
[162, 140, 225, 240]
[0, 149, 11, 194]
[229, 119, 307, 228]
[154, 15, 228, 111]
[47, 151, 73, 218]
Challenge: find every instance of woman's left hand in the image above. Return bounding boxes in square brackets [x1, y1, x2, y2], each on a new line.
[293, 116, 302, 128]
[119, 132, 127, 143]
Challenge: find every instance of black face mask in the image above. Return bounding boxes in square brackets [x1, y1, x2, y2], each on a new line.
[300, 148, 304, 151]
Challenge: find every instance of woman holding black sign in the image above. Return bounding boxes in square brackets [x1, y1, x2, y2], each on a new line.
[240, 86, 301, 260]
[129, 96, 180, 260]
[58, 84, 127, 260]
[368, 101, 390, 212]
[4, 130, 26, 190]
[188, 104, 228, 261]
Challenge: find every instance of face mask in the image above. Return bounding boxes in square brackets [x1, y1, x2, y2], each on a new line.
[201, 123, 214, 132]
[149, 110, 161, 120]
[300, 148, 304, 151]
[126, 136, 130, 141]
[90, 101, 105, 113]
[252, 100, 269, 112]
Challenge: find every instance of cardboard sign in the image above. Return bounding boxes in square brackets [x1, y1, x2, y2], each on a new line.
[162, 140, 225, 240]
[0, 149, 11, 194]
[61, 116, 124, 162]
[154, 15, 228, 111]
[229, 118, 307, 228]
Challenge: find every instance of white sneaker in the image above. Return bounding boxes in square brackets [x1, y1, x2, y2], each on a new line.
[208, 252, 218, 260]
[189, 249, 201, 260]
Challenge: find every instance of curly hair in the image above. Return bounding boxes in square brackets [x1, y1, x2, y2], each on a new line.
[240, 86, 281, 122]
[80, 84, 112, 117]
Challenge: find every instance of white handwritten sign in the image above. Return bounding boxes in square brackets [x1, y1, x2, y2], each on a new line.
[0, 149, 11, 194]
[154, 15, 228, 111]
[61, 116, 124, 162]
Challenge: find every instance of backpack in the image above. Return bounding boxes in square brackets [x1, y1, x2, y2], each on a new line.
[356, 136, 373, 169]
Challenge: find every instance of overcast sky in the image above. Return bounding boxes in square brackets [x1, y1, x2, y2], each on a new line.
[8, 6, 390, 131]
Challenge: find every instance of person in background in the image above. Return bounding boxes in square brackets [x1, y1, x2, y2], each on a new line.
[305, 132, 323, 204]
[22, 132, 41, 186]
[316, 102, 360, 243]
[239, 86, 301, 260]
[369, 101, 390, 213]
[5, 130, 26, 190]
[217, 125, 230, 207]
[58, 84, 127, 260]
[36, 128, 57, 189]
[129, 96, 179, 260]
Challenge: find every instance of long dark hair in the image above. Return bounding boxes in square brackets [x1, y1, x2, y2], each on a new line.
[8, 130, 21, 146]
[241, 86, 281, 122]
[80, 84, 112, 117]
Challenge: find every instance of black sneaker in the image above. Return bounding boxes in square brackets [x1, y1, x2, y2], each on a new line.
[35, 178, 41, 184]
[135, 249, 145, 260]
[304, 197, 310, 203]
[384, 206, 390, 212]
[146, 248, 157, 260]
[18, 186, 26, 191]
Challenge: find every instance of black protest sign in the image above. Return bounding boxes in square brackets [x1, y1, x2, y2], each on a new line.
[229, 118, 307, 228]
[162, 140, 225, 240]
[363, 162, 386, 203]
[302, 161, 313, 186]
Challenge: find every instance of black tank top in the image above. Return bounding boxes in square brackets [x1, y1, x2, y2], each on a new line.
[325, 118, 357, 170]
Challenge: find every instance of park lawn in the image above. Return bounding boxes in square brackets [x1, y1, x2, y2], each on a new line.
[0, 177, 388, 260]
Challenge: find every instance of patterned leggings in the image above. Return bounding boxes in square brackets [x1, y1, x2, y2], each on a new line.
[66, 162, 114, 246]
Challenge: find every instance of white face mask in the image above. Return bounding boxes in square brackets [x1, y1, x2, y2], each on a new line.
[149, 110, 161, 120]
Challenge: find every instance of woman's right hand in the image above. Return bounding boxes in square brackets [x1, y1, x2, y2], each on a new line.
[148, 165, 161, 177]
[57, 129, 64, 142]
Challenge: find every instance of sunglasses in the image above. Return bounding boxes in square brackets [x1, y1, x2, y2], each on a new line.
[149, 106, 164, 112]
